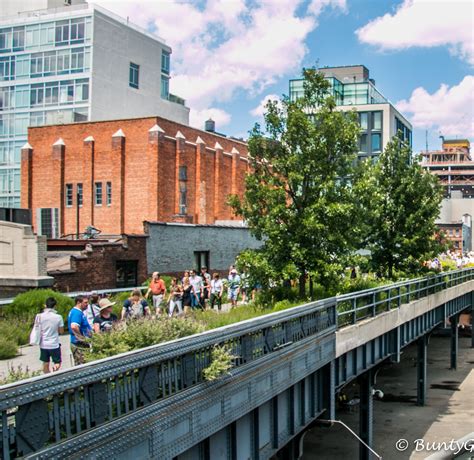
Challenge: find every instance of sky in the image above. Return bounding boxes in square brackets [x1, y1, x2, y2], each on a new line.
[94, 0, 474, 153]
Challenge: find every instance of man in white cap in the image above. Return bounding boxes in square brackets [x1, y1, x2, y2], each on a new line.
[227, 268, 241, 308]
[92, 298, 118, 333]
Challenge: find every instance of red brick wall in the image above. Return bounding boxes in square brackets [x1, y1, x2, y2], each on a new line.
[23, 116, 248, 235]
[50, 236, 148, 292]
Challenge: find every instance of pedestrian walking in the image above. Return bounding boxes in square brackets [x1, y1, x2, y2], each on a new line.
[168, 278, 183, 317]
[37, 297, 64, 373]
[93, 298, 118, 333]
[68, 295, 92, 366]
[182, 278, 196, 314]
[227, 269, 241, 307]
[145, 272, 167, 316]
[85, 293, 100, 328]
[210, 273, 224, 311]
[122, 289, 151, 320]
[189, 270, 203, 309]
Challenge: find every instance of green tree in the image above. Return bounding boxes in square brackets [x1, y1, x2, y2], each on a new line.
[360, 137, 444, 278]
[229, 68, 361, 298]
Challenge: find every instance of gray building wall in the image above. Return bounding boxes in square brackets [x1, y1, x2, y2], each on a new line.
[145, 222, 262, 274]
[90, 10, 189, 125]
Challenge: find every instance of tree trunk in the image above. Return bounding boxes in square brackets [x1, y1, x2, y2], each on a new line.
[309, 275, 314, 301]
[298, 270, 306, 299]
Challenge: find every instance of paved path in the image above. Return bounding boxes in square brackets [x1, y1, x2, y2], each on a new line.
[302, 336, 474, 460]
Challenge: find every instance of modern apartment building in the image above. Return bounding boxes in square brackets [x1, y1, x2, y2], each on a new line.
[289, 65, 412, 159]
[0, 0, 189, 207]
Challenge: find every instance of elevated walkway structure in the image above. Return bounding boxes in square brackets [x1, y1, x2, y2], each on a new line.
[1, 269, 473, 460]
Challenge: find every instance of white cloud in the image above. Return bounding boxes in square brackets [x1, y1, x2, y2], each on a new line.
[356, 0, 474, 65]
[250, 94, 282, 117]
[396, 76, 474, 138]
[94, 0, 347, 128]
[189, 108, 232, 131]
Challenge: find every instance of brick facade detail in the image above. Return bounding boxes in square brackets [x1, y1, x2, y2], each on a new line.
[23, 116, 248, 235]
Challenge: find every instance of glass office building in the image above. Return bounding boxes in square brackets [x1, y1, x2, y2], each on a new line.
[289, 65, 412, 160]
[0, 1, 189, 207]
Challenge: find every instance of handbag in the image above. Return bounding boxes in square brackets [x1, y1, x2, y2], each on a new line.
[29, 314, 41, 346]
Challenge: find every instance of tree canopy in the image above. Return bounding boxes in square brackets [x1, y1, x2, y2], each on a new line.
[229, 68, 361, 297]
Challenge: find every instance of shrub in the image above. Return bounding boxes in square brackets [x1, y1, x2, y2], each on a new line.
[6, 289, 74, 319]
[0, 338, 18, 360]
[0, 365, 41, 385]
[203, 346, 236, 381]
[0, 318, 31, 346]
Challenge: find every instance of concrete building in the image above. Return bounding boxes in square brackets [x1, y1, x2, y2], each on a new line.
[422, 139, 473, 251]
[0, 220, 54, 297]
[289, 65, 412, 160]
[0, 0, 189, 208]
[22, 115, 249, 237]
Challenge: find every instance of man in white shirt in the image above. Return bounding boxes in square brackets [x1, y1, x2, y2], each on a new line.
[38, 297, 64, 373]
[210, 273, 224, 311]
[189, 270, 203, 309]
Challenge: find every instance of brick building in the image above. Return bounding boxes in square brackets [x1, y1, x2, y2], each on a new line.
[21, 116, 249, 236]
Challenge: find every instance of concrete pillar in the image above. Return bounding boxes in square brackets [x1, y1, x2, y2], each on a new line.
[112, 129, 125, 234]
[20, 143, 33, 212]
[358, 369, 373, 460]
[450, 314, 459, 370]
[148, 124, 164, 221]
[416, 334, 428, 406]
[174, 131, 185, 215]
[83, 136, 95, 226]
[214, 142, 223, 221]
[52, 138, 65, 236]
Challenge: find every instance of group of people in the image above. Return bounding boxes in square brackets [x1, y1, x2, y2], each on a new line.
[33, 266, 248, 373]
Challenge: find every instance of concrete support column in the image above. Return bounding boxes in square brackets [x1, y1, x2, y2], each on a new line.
[83, 136, 95, 226]
[358, 369, 373, 460]
[450, 313, 459, 370]
[112, 129, 125, 234]
[416, 334, 428, 406]
[174, 131, 185, 215]
[52, 138, 65, 236]
[214, 142, 223, 220]
[20, 143, 33, 212]
[148, 124, 164, 221]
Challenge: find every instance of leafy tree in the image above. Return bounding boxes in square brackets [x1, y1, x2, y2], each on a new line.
[359, 137, 444, 278]
[229, 68, 361, 297]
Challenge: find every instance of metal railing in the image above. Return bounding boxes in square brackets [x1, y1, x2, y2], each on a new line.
[336, 268, 474, 326]
[0, 298, 336, 459]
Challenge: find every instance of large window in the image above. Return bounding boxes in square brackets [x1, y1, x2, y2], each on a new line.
[371, 133, 381, 152]
[77, 183, 83, 207]
[0, 56, 15, 81]
[106, 181, 112, 205]
[179, 166, 187, 214]
[372, 111, 382, 131]
[129, 62, 139, 89]
[30, 78, 89, 107]
[161, 75, 169, 99]
[359, 112, 368, 130]
[37, 208, 59, 238]
[94, 182, 102, 205]
[161, 50, 170, 74]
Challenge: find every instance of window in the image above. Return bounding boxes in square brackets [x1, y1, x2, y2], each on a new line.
[0, 29, 12, 53]
[371, 133, 381, 152]
[15, 86, 29, 108]
[359, 134, 368, 153]
[75, 79, 89, 101]
[95, 182, 102, 205]
[77, 183, 83, 207]
[194, 251, 210, 273]
[129, 62, 139, 89]
[161, 50, 170, 74]
[15, 55, 29, 79]
[106, 181, 112, 205]
[359, 112, 368, 130]
[179, 166, 187, 181]
[65, 184, 73, 207]
[0, 56, 15, 81]
[70, 19, 85, 43]
[179, 183, 187, 214]
[37, 208, 59, 238]
[116, 260, 138, 288]
[161, 75, 169, 99]
[372, 111, 382, 130]
[12, 28, 25, 51]
[55, 20, 69, 45]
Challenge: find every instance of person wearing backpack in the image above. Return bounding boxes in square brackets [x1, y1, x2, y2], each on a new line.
[121, 289, 150, 320]
[34, 297, 64, 373]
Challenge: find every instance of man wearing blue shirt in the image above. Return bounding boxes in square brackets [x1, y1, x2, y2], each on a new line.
[68, 295, 92, 365]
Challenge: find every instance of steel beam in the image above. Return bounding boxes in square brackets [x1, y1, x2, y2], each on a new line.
[450, 314, 459, 370]
[416, 334, 428, 406]
[358, 370, 373, 460]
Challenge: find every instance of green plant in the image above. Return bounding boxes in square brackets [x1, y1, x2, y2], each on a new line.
[0, 365, 41, 385]
[0, 317, 32, 346]
[0, 338, 18, 360]
[6, 289, 74, 318]
[202, 346, 236, 381]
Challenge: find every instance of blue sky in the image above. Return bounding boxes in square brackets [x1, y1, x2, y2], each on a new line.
[97, 0, 473, 153]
